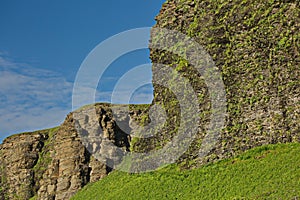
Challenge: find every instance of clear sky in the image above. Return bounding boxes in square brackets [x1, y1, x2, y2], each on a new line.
[0, 0, 165, 141]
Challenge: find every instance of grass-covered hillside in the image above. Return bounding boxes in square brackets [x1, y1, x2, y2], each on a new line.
[72, 143, 300, 199]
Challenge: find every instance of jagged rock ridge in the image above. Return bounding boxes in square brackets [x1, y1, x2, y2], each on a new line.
[0, 104, 146, 200]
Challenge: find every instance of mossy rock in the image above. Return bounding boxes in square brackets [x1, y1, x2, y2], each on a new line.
[132, 0, 300, 168]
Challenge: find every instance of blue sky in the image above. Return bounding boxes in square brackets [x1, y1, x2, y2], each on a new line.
[0, 0, 165, 141]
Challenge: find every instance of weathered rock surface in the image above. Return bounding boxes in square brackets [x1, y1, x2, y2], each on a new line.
[137, 0, 300, 167]
[0, 132, 47, 199]
[0, 104, 136, 200]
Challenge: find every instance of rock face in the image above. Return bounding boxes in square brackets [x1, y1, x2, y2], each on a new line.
[0, 0, 300, 199]
[132, 0, 300, 167]
[0, 131, 48, 199]
[0, 104, 137, 200]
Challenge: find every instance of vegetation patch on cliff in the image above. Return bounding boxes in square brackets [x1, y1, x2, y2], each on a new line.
[32, 127, 59, 194]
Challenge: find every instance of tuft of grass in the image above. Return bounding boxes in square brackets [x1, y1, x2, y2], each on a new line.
[72, 143, 300, 200]
[29, 196, 37, 200]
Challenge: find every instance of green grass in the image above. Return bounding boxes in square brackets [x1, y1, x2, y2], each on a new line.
[29, 196, 37, 200]
[72, 143, 300, 199]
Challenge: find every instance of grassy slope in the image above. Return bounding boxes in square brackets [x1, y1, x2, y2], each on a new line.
[72, 143, 300, 199]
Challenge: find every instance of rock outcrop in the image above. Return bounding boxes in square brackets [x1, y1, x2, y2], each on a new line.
[0, 104, 140, 200]
[0, 131, 48, 199]
[132, 0, 300, 167]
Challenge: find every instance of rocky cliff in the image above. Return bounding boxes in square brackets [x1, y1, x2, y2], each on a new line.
[0, 104, 145, 200]
[131, 0, 299, 168]
[0, 0, 299, 199]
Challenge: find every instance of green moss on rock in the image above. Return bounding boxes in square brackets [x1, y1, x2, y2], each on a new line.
[131, 0, 300, 168]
